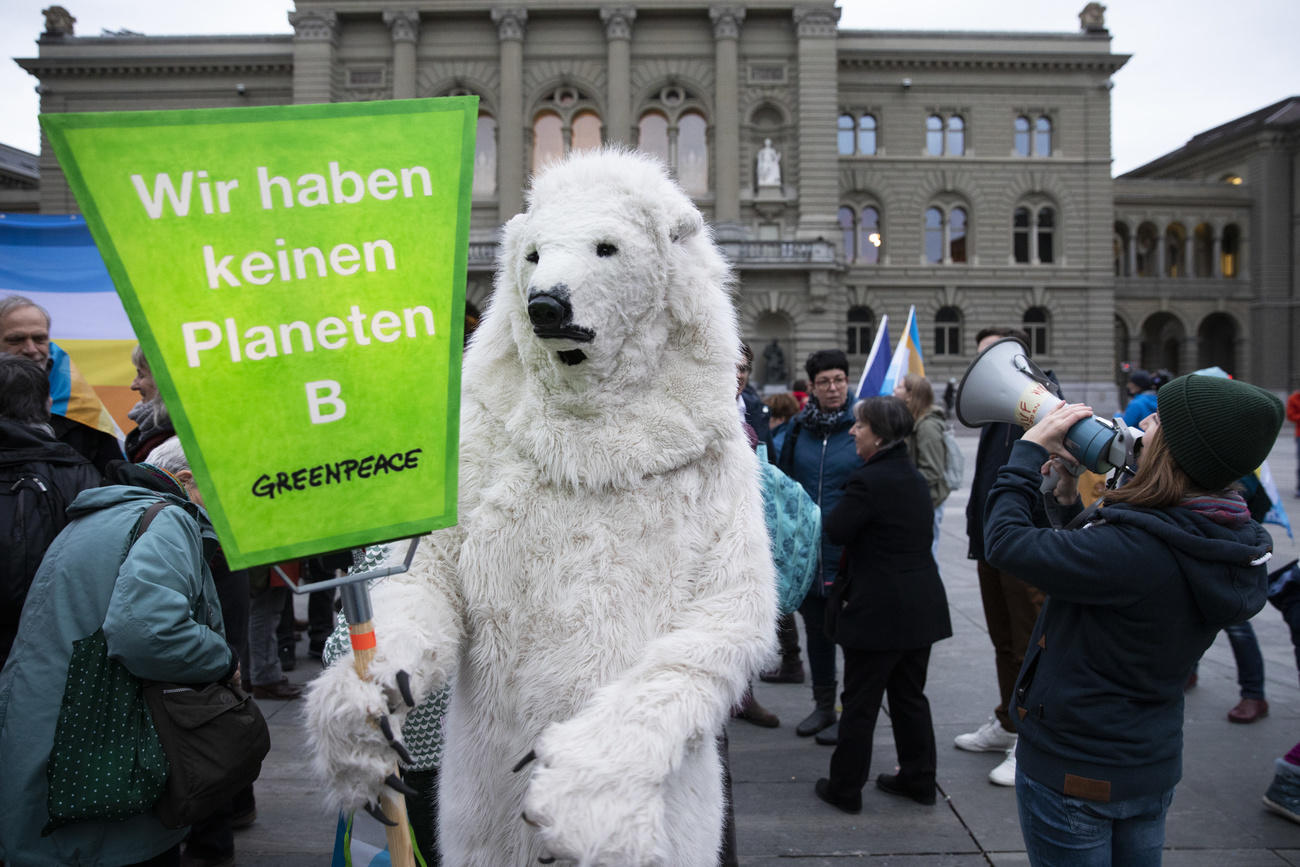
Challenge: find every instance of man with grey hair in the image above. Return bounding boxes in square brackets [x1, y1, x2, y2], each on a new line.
[0, 354, 102, 666]
[0, 294, 123, 474]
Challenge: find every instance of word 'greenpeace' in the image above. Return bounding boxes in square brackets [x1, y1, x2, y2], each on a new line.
[251, 448, 424, 499]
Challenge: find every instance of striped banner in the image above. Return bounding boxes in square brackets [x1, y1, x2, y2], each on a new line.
[0, 212, 136, 434]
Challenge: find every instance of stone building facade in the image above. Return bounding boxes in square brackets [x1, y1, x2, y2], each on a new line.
[1115, 97, 1300, 392]
[24, 2, 1287, 404]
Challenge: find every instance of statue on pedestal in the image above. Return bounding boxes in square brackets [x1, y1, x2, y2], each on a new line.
[756, 139, 781, 188]
[762, 340, 787, 385]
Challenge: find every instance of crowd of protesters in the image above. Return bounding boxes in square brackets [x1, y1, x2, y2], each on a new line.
[3, 288, 1299, 867]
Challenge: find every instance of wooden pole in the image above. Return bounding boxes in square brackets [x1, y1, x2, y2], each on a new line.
[348, 618, 417, 867]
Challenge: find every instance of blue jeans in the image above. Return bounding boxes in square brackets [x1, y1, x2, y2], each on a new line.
[1188, 621, 1265, 699]
[1016, 770, 1173, 866]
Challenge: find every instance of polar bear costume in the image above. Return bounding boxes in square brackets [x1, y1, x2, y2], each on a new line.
[306, 149, 776, 866]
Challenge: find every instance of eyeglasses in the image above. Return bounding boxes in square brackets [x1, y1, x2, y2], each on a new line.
[813, 375, 848, 389]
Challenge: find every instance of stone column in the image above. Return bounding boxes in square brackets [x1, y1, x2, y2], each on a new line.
[1183, 235, 1194, 278]
[1127, 232, 1137, 277]
[1212, 231, 1222, 278]
[1155, 228, 1166, 277]
[792, 6, 840, 241]
[710, 6, 744, 228]
[383, 10, 420, 100]
[289, 9, 338, 104]
[492, 7, 528, 218]
[600, 7, 635, 146]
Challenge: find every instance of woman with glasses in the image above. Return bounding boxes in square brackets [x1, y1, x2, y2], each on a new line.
[773, 349, 863, 745]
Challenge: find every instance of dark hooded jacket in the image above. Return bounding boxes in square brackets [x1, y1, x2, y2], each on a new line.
[985, 440, 1271, 803]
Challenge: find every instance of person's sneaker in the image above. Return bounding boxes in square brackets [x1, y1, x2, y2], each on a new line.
[1263, 758, 1300, 824]
[875, 773, 936, 806]
[988, 747, 1016, 786]
[954, 717, 1017, 752]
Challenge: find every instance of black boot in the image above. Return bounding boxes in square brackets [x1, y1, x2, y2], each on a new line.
[814, 721, 839, 746]
[796, 684, 837, 737]
[759, 614, 805, 684]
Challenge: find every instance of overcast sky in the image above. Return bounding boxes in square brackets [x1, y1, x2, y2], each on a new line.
[1, 0, 1296, 176]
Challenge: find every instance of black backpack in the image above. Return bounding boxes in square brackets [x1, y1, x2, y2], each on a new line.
[0, 460, 72, 619]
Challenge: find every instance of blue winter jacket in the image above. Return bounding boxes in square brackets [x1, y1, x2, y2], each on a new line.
[1119, 389, 1159, 428]
[776, 407, 863, 595]
[985, 441, 1270, 803]
[0, 485, 231, 867]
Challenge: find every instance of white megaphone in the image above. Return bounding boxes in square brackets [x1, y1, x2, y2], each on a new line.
[956, 337, 1141, 475]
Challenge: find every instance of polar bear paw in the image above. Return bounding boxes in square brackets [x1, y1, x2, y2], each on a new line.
[303, 655, 417, 814]
[518, 723, 669, 866]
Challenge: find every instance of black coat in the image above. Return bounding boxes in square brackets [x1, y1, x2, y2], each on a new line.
[823, 441, 952, 650]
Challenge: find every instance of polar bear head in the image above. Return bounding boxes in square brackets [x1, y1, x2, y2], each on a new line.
[462, 149, 746, 489]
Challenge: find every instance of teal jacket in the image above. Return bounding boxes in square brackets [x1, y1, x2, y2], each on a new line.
[0, 485, 231, 867]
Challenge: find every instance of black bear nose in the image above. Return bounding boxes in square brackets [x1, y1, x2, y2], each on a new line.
[527, 293, 571, 329]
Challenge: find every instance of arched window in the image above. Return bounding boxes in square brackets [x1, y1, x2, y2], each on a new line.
[925, 207, 944, 264]
[1135, 222, 1158, 277]
[1014, 207, 1031, 264]
[927, 203, 971, 265]
[1023, 307, 1049, 356]
[1035, 116, 1052, 157]
[1165, 223, 1187, 277]
[531, 87, 604, 172]
[1037, 207, 1055, 264]
[949, 207, 968, 263]
[677, 111, 708, 195]
[926, 115, 944, 156]
[1193, 223, 1213, 277]
[846, 305, 874, 355]
[638, 86, 711, 194]
[1221, 224, 1241, 278]
[473, 114, 497, 197]
[637, 111, 669, 161]
[934, 306, 962, 357]
[858, 115, 877, 156]
[859, 206, 881, 264]
[1114, 222, 1131, 276]
[946, 115, 965, 156]
[838, 206, 856, 262]
[1014, 202, 1057, 264]
[572, 111, 602, 153]
[532, 112, 564, 171]
[1014, 116, 1031, 157]
[837, 113, 855, 155]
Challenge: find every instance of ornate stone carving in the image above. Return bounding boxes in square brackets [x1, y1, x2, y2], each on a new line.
[600, 7, 636, 41]
[41, 6, 76, 38]
[709, 6, 746, 40]
[383, 10, 420, 44]
[792, 6, 840, 38]
[1079, 2, 1107, 32]
[288, 9, 338, 43]
[491, 7, 528, 42]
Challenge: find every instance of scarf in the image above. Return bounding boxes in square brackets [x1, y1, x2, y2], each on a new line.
[795, 396, 851, 438]
[1180, 491, 1251, 528]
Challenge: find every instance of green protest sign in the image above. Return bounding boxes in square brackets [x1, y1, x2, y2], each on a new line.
[41, 98, 476, 569]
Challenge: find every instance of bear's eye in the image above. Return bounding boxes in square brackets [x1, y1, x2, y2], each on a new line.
[596, 242, 618, 258]
[525, 250, 539, 264]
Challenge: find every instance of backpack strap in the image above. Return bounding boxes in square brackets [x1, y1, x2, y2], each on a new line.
[131, 501, 172, 548]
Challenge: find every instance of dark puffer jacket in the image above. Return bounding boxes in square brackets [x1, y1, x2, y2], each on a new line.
[985, 440, 1270, 803]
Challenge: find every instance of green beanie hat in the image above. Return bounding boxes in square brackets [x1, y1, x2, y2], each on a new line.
[1156, 374, 1284, 491]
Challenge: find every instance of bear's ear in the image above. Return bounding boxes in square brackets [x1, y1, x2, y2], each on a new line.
[499, 213, 529, 269]
[669, 208, 703, 244]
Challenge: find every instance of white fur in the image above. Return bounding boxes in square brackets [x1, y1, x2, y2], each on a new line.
[306, 149, 777, 866]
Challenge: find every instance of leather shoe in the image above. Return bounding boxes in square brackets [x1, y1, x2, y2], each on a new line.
[1228, 697, 1269, 724]
[759, 661, 805, 684]
[814, 777, 861, 814]
[814, 722, 839, 746]
[252, 679, 303, 700]
[876, 773, 936, 805]
[733, 692, 780, 728]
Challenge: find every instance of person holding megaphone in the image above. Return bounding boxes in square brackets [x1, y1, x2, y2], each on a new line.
[981, 374, 1283, 866]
